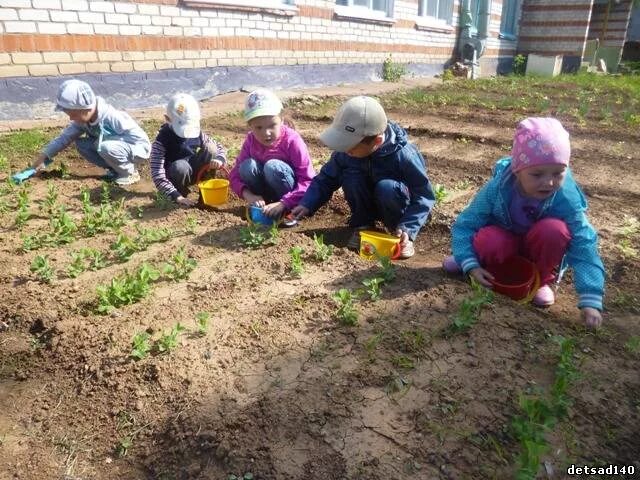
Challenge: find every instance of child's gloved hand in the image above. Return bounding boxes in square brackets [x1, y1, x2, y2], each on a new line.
[263, 201, 285, 218]
[176, 195, 196, 208]
[469, 267, 495, 288]
[291, 205, 310, 219]
[581, 307, 602, 329]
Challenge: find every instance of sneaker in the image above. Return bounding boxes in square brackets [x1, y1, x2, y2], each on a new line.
[114, 170, 141, 186]
[99, 169, 117, 182]
[532, 284, 555, 307]
[347, 226, 373, 251]
[398, 240, 415, 259]
[442, 255, 462, 274]
[280, 213, 298, 228]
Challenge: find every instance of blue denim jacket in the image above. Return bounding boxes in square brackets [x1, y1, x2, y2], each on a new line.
[451, 157, 605, 310]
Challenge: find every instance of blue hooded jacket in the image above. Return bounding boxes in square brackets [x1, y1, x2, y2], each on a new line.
[451, 157, 605, 310]
[300, 122, 435, 240]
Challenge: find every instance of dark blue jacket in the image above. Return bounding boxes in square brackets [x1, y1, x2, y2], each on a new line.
[300, 122, 435, 239]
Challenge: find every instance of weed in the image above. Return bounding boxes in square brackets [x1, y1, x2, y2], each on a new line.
[195, 312, 210, 336]
[312, 233, 334, 261]
[100, 181, 111, 204]
[512, 54, 527, 75]
[56, 162, 70, 179]
[116, 436, 133, 457]
[401, 329, 427, 352]
[624, 336, 640, 354]
[392, 355, 415, 369]
[162, 247, 197, 281]
[617, 215, 639, 258]
[434, 183, 449, 204]
[131, 332, 152, 360]
[382, 56, 406, 82]
[289, 246, 304, 277]
[156, 323, 186, 354]
[154, 191, 173, 210]
[362, 277, 384, 301]
[448, 280, 494, 334]
[364, 332, 383, 361]
[333, 288, 358, 326]
[81, 189, 129, 236]
[377, 255, 396, 283]
[30, 255, 54, 283]
[96, 263, 160, 314]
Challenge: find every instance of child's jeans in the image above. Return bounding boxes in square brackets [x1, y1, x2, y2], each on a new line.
[343, 175, 411, 238]
[76, 137, 144, 176]
[473, 218, 571, 285]
[238, 158, 295, 204]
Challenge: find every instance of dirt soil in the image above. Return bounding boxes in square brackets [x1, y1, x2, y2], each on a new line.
[1, 80, 639, 480]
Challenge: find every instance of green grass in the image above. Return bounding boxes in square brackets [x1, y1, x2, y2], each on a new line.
[0, 130, 50, 165]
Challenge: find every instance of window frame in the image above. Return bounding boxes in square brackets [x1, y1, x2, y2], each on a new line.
[183, 0, 298, 16]
[334, 0, 395, 25]
[416, 0, 454, 32]
[499, 0, 521, 40]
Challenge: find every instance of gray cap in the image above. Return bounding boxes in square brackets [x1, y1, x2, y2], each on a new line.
[54, 79, 96, 111]
[319, 96, 387, 152]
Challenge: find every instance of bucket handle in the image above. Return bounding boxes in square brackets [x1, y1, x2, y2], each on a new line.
[517, 268, 541, 304]
[390, 242, 402, 260]
[196, 163, 230, 184]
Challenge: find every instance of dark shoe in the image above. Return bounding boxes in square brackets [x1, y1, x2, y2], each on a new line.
[99, 169, 117, 182]
[347, 226, 373, 251]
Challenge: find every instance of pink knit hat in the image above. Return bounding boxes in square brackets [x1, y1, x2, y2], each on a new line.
[511, 117, 571, 173]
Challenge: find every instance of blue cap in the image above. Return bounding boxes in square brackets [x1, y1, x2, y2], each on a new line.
[55, 79, 96, 111]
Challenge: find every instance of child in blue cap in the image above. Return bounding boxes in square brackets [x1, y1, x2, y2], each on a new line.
[31, 79, 150, 186]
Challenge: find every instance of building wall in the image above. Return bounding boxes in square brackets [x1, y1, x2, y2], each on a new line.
[0, 0, 518, 120]
[517, 0, 593, 68]
[588, 0, 634, 49]
[629, 5, 640, 41]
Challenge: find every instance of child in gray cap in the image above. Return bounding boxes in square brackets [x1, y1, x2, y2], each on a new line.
[31, 79, 151, 186]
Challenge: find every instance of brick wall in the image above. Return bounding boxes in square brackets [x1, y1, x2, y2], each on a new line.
[588, 0, 634, 49]
[517, 0, 593, 56]
[0, 0, 517, 78]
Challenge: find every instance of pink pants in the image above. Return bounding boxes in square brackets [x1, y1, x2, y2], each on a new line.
[473, 218, 571, 286]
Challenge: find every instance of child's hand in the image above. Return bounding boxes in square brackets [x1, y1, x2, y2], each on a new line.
[242, 190, 265, 207]
[176, 195, 196, 208]
[31, 153, 48, 171]
[291, 205, 310, 219]
[581, 307, 602, 329]
[469, 267, 495, 288]
[263, 201, 285, 218]
[210, 159, 223, 170]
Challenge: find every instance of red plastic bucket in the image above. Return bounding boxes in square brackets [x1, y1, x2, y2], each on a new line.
[486, 256, 538, 301]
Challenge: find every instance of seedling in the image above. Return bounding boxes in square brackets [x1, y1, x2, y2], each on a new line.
[14, 186, 30, 228]
[289, 246, 304, 277]
[67, 250, 87, 278]
[130, 332, 152, 360]
[156, 323, 186, 354]
[56, 162, 70, 179]
[154, 191, 173, 210]
[30, 255, 54, 283]
[0, 154, 7, 171]
[362, 277, 384, 301]
[364, 332, 383, 362]
[136, 225, 173, 246]
[81, 191, 128, 236]
[184, 214, 198, 235]
[48, 207, 77, 244]
[96, 263, 160, 313]
[313, 233, 334, 261]
[41, 181, 59, 215]
[239, 222, 278, 249]
[195, 312, 210, 336]
[377, 255, 396, 283]
[332, 288, 358, 326]
[116, 436, 133, 457]
[112, 233, 142, 262]
[448, 281, 494, 334]
[434, 183, 449, 204]
[392, 355, 415, 369]
[162, 247, 197, 281]
[82, 248, 107, 270]
[100, 181, 111, 204]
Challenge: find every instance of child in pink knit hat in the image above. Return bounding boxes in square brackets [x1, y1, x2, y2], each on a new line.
[443, 117, 605, 329]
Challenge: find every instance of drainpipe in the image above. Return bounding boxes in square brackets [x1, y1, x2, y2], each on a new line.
[458, 0, 492, 78]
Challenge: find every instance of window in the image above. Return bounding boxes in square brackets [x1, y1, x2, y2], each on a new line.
[499, 0, 521, 40]
[417, 0, 454, 31]
[334, 0, 395, 24]
[183, 0, 297, 13]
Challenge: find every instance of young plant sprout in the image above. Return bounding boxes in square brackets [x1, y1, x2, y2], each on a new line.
[289, 246, 304, 277]
[332, 288, 359, 326]
[30, 255, 54, 283]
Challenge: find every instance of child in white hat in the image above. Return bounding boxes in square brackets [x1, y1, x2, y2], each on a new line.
[31, 79, 151, 186]
[150, 93, 227, 207]
[228, 89, 315, 220]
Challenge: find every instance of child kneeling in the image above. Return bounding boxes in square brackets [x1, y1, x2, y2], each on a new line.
[150, 93, 227, 208]
[444, 117, 605, 328]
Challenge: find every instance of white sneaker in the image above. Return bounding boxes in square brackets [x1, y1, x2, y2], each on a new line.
[115, 170, 141, 186]
[398, 240, 415, 259]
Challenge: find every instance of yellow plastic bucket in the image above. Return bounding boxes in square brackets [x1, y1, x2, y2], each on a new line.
[359, 230, 401, 260]
[198, 178, 229, 206]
